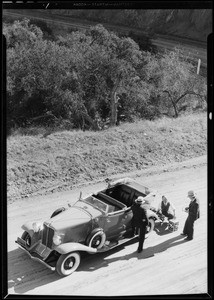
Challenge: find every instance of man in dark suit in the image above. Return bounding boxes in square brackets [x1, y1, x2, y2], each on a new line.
[181, 190, 200, 240]
[131, 196, 149, 253]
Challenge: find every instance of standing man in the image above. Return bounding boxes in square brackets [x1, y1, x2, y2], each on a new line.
[181, 190, 200, 241]
[131, 196, 149, 253]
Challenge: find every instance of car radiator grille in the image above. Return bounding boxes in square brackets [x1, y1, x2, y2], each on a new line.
[42, 224, 54, 248]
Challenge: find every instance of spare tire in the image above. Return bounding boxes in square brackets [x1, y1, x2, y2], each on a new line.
[51, 207, 66, 218]
[86, 228, 106, 249]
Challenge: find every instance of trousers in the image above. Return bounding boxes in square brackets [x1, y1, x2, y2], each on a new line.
[162, 211, 174, 220]
[183, 216, 195, 239]
[136, 224, 147, 251]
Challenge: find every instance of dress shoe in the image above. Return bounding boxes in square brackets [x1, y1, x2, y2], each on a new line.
[137, 249, 143, 253]
[184, 237, 193, 241]
[180, 233, 187, 236]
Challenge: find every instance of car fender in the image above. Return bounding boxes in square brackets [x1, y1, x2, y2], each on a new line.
[55, 242, 98, 255]
[21, 221, 35, 238]
[147, 210, 158, 220]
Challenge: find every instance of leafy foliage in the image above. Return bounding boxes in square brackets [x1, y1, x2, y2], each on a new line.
[4, 18, 43, 48]
[4, 19, 207, 133]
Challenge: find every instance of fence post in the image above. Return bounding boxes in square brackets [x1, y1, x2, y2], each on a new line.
[197, 58, 201, 75]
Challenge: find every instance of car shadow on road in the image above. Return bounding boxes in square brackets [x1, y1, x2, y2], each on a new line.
[8, 235, 186, 293]
[8, 248, 61, 294]
[78, 237, 138, 272]
[8, 239, 138, 294]
[79, 234, 187, 272]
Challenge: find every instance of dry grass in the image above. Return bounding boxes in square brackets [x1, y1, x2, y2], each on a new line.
[7, 112, 207, 200]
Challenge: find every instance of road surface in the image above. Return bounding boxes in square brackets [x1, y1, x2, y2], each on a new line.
[7, 156, 207, 296]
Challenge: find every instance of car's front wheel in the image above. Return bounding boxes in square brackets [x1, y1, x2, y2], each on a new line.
[21, 231, 32, 249]
[145, 218, 155, 239]
[56, 252, 80, 276]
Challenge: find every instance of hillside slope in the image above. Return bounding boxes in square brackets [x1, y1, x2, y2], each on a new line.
[3, 8, 211, 43]
[7, 113, 207, 200]
[51, 8, 212, 42]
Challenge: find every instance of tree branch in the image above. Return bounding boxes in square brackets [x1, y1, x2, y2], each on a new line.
[175, 90, 206, 104]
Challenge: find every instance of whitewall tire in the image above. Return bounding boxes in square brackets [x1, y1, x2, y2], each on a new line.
[56, 252, 80, 276]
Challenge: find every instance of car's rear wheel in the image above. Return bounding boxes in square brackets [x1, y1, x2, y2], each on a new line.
[145, 218, 155, 239]
[56, 252, 80, 276]
[21, 231, 31, 249]
[86, 228, 106, 249]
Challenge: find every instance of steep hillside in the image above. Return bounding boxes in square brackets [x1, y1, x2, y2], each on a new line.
[50, 9, 212, 42]
[3, 8, 212, 43]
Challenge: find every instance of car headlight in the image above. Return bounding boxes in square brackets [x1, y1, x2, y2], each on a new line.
[32, 222, 44, 233]
[53, 233, 64, 246]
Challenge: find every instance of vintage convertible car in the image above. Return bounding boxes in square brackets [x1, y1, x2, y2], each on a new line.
[16, 178, 159, 276]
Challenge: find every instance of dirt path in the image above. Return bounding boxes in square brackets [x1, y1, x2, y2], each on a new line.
[7, 156, 207, 296]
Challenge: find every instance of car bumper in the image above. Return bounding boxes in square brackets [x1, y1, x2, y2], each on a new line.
[16, 237, 55, 271]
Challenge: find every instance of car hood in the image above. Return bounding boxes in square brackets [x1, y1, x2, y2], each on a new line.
[47, 205, 101, 231]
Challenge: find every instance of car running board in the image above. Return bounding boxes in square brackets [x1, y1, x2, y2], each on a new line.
[97, 235, 138, 253]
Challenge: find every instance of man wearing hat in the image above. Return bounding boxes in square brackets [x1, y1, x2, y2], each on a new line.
[181, 190, 200, 240]
[131, 196, 149, 253]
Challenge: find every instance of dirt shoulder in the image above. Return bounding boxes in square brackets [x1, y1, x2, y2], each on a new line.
[7, 113, 207, 201]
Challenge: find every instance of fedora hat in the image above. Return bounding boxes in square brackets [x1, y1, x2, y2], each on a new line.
[135, 196, 145, 204]
[188, 190, 195, 197]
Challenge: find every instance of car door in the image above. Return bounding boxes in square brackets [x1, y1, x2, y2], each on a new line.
[102, 208, 133, 239]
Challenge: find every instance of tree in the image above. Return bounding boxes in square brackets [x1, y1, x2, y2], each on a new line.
[144, 48, 207, 117]
[57, 25, 144, 127]
[83, 25, 143, 126]
[3, 18, 43, 48]
[6, 28, 78, 128]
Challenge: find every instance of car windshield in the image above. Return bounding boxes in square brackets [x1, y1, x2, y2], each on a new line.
[82, 196, 108, 213]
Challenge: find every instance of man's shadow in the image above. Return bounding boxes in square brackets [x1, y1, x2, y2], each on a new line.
[142, 234, 186, 258]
